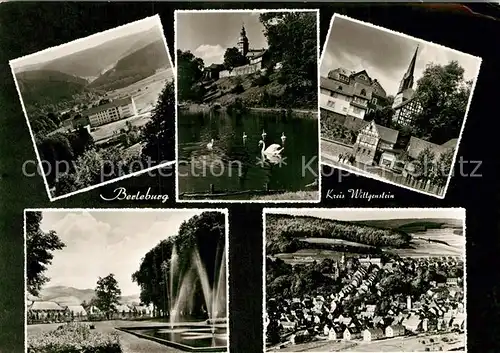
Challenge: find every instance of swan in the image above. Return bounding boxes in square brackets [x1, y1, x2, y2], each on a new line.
[261, 130, 267, 140]
[207, 139, 214, 150]
[259, 140, 283, 157]
[281, 132, 286, 144]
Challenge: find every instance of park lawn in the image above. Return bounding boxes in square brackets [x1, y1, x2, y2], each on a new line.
[27, 320, 183, 353]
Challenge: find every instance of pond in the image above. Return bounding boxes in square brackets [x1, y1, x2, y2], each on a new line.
[177, 109, 319, 200]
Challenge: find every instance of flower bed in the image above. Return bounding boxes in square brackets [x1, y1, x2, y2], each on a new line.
[28, 322, 122, 353]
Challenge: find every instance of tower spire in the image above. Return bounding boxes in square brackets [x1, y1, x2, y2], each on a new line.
[398, 45, 418, 94]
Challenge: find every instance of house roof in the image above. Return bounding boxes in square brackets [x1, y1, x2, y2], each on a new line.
[30, 301, 65, 311]
[406, 136, 457, 160]
[205, 63, 223, 71]
[375, 124, 399, 144]
[247, 49, 267, 60]
[66, 305, 87, 315]
[388, 324, 405, 331]
[81, 97, 133, 117]
[366, 328, 384, 335]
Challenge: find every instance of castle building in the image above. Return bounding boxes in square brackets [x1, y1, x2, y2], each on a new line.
[320, 68, 387, 120]
[81, 97, 137, 127]
[237, 25, 249, 57]
[391, 46, 423, 126]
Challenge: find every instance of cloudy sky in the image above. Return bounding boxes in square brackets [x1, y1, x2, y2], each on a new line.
[10, 15, 162, 71]
[38, 210, 207, 296]
[176, 11, 267, 66]
[267, 208, 465, 221]
[321, 15, 481, 96]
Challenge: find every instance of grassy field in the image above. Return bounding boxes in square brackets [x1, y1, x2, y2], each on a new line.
[299, 237, 375, 248]
[389, 228, 464, 258]
[107, 69, 173, 114]
[273, 249, 347, 265]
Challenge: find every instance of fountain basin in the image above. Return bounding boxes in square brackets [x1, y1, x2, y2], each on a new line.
[117, 322, 228, 352]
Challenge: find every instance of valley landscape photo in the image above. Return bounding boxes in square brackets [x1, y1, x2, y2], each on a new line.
[25, 209, 229, 353]
[264, 208, 465, 352]
[10, 15, 175, 200]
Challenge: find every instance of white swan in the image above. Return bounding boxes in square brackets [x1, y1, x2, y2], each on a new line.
[281, 132, 286, 144]
[259, 140, 283, 157]
[207, 139, 214, 150]
[261, 130, 267, 140]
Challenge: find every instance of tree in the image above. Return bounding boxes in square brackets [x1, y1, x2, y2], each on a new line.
[413, 147, 436, 182]
[141, 81, 175, 164]
[177, 50, 205, 102]
[259, 12, 317, 108]
[132, 211, 226, 317]
[95, 273, 121, 320]
[412, 61, 472, 144]
[26, 211, 65, 296]
[223, 47, 247, 69]
[433, 148, 455, 187]
[365, 106, 394, 127]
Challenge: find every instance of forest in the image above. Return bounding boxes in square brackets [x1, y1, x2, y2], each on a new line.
[266, 214, 411, 256]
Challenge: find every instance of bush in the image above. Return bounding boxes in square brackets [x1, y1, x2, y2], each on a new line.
[251, 74, 270, 87]
[231, 84, 244, 94]
[27, 322, 122, 353]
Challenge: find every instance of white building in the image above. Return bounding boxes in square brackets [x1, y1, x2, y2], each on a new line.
[82, 97, 137, 127]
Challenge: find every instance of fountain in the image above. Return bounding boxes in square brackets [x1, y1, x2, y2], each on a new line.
[117, 243, 228, 352]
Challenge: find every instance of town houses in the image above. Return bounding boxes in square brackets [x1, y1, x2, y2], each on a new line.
[320, 44, 458, 194]
[265, 255, 465, 349]
[26, 299, 154, 324]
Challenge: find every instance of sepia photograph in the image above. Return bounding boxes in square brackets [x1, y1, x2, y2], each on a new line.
[175, 9, 320, 203]
[10, 15, 175, 201]
[25, 209, 229, 352]
[264, 208, 465, 352]
[320, 14, 481, 198]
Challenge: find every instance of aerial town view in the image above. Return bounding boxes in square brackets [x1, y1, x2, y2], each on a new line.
[25, 209, 229, 353]
[320, 14, 481, 198]
[10, 15, 175, 200]
[264, 208, 465, 352]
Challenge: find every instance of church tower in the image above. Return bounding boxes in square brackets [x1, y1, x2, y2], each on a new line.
[237, 24, 249, 57]
[392, 45, 418, 109]
[398, 45, 418, 94]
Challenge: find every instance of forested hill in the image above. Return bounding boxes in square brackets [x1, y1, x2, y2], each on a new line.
[88, 40, 170, 91]
[266, 214, 411, 256]
[16, 69, 89, 110]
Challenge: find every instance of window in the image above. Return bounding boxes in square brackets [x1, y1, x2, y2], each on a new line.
[360, 89, 366, 96]
[337, 85, 343, 91]
[371, 97, 378, 104]
[362, 148, 366, 154]
[327, 100, 335, 108]
[367, 150, 371, 155]
[339, 74, 349, 83]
